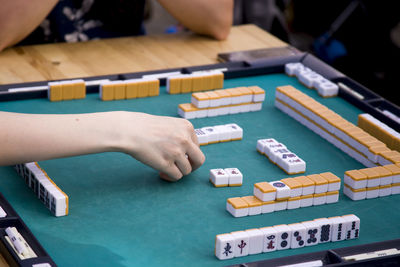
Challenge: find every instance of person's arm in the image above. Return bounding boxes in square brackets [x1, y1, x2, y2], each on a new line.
[0, 111, 205, 181]
[0, 0, 58, 51]
[157, 0, 233, 40]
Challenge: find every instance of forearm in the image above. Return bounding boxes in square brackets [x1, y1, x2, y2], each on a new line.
[0, 0, 58, 51]
[0, 111, 205, 181]
[0, 111, 122, 165]
[157, 0, 233, 40]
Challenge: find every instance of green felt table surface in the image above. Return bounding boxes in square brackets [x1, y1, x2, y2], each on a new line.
[0, 73, 400, 267]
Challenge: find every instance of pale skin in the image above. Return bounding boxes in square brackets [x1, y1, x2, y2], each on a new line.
[0, 0, 232, 179]
[0, 111, 205, 181]
[0, 0, 233, 51]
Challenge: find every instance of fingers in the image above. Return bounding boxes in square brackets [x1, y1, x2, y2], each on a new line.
[185, 141, 205, 172]
[159, 164, 183, 182]
[159, 172, 177, 182]
[175, 153, 192, 176]
[160, 136, 205, 182]
[189, 126, 199, 146]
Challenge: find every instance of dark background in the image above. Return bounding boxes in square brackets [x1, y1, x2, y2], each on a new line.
[233, 0, 400, 106]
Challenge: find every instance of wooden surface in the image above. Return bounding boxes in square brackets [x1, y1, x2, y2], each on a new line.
[0, 24, 287, 85]
[0, 253, 9, 267]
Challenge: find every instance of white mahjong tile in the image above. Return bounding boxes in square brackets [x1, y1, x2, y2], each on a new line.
[274, 90, 288, 103]
[226, 200, 249, 218]
[287, 197, 301, 209]
[344, 171, 367, 190]
[269, 181, 291, 199]
[284, 62, 304, 76]
[250, 102, 263, 112]
[260, 227, 278, 252]
[215, 233, 235, 260]
[313, 218, 332, 243]
[214, 125, 231, 142]
[239, 104, 251, 113]
[35, 172, 48, 182]
[343, 186, 366, 201]
[218, 106, 230, 116]
[225, 168, 243, 186]
[380, 174, 393, 186]
[231, 231, 250, 257]
[301, 221, 321, 246]
[342, 214, 360, 240]
[274, 100, 289, 115]
[326, 192, 339, 203]
[245, 229, 264, 255]
[191, 95, 209, 109]
[279, 154, 306, 174]
[253, 92, 265, 103]
[256, 138, 278, 154]
[288, 223, 307, 249]
[391, 184, 400, 195]
[194, 129, 209, 145]
[261, 201, 275, 214]
[241, 92, 253, 104]
[300, 195, 313, 207]
[253, 182, 277, 202]
[268, 147, 290, 163]
[264, 143, 286, 159]
[23, 163, 32, 180]
[218, 93, 231, 106]
[294, 65, 312, 78]
[52, 191, 68, 217]
[328, 216, 346, 242]
[315, 79, 339, 97]
[201, 126, 219, 143]
[379, 186, 392, 197]
[298, 71, 323, 88]
[208, 97, 221, 108]
[196, 108, 208, 118]
[207, 108, 219, 117]
[225, 123, 243, 140]
[273, 225, 292, 250]
[276, 152, 297, 167]
[178, 108, 197, 120]
[209, 169, 229, 187]
[229, 105, 241, 114]
[274, 200, 287, 211]
[313, 193, 326, 206]
[366, 187, 379, 199]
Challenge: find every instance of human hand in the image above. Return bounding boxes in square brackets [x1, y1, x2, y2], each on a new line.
[117, 112, 205, 181]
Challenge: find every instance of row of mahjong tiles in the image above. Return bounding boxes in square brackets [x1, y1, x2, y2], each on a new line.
[190, 86, 265, 109]
[215, 214, 360, 260]
[358, 113, 400, 152]
[178, 86, 265, 119]
[48, 78, 160, 102]
[274, 85, 400, 167]
[209, 168, 243, 187]
[99, 79, 160, 101]
[195, 123, 243, 146]
[344, 165, 400, 201]
[227, 173, 341, 217]
[256, 138, 306, 175]
[14, 163, 68, 217]
[166, 71, 224, 94]
[284, 62, 339, 97]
